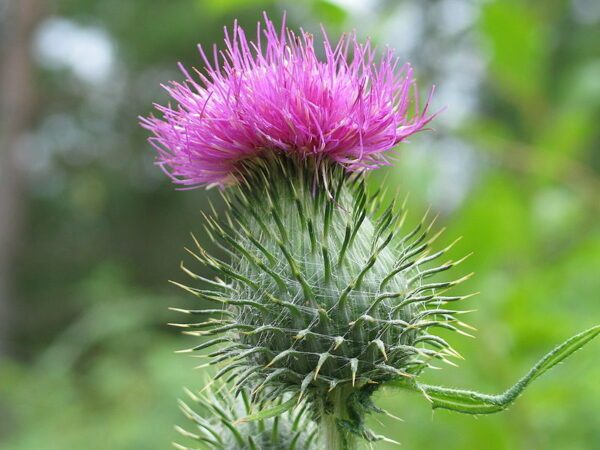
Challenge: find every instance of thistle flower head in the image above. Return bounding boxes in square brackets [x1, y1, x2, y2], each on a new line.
[145, 13, 600, 449]
[140, 13, 434, 188]
[148, 15, 600, 448]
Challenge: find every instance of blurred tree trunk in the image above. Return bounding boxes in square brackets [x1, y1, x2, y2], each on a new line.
[0, 0, 44, 357]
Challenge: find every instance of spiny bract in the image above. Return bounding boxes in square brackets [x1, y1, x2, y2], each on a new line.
[175, 383, 317, 450]
[173, 155, 474, 411]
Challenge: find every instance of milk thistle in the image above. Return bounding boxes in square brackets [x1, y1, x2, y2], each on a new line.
[141, 14, 599, 450]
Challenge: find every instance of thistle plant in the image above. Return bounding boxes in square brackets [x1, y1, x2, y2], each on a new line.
[141, 14, 599, 450]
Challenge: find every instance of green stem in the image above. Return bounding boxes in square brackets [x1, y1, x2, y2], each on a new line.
[386, 325, 600, 415]
[320, 387, 358, 450]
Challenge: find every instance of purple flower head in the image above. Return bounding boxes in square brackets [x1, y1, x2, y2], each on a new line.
[140, 13, 436, 188]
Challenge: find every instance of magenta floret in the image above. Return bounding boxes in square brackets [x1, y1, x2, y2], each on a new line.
[140, 13, 435, 188]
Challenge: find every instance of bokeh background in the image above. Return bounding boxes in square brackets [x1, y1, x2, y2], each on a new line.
[0, 0, 599, 449]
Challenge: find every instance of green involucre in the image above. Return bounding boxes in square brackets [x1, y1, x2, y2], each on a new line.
[173, 155, 473, 441]
[176, 157, 472, 394]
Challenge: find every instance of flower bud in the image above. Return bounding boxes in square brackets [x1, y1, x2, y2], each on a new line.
[176, 383, 317, 450]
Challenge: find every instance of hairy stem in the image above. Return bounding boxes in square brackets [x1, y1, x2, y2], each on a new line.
[320, 387, 358, 450]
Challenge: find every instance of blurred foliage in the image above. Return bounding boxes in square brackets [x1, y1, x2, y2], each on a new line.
[1, 0, 598, 449]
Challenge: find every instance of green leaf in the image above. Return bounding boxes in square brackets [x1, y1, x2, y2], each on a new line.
[235, 394, 299, 424]
[388, 325, 600, 414]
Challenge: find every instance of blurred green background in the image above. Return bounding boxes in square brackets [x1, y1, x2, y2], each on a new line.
[0, 0, 598, 449]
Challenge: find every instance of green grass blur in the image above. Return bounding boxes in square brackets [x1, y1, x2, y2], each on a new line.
[1, 0, 598, 449]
